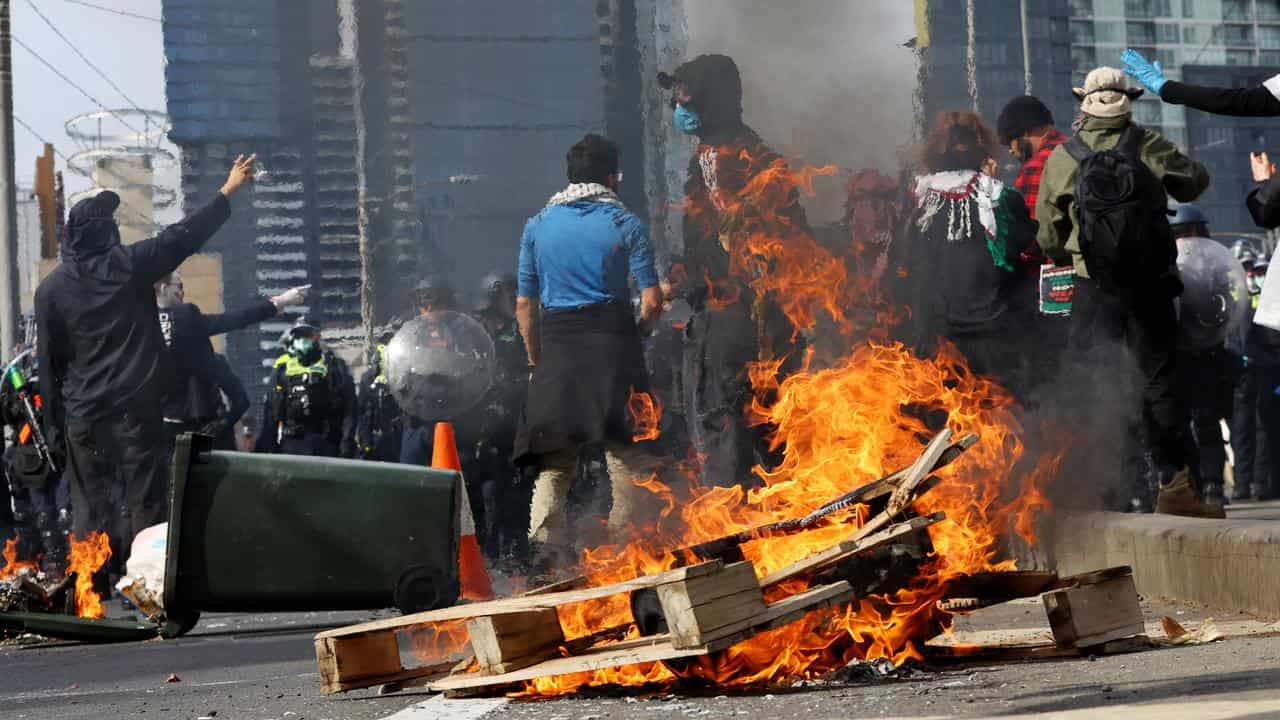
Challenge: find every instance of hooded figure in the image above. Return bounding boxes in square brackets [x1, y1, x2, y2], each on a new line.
[660, 54, 804, 489]
[36, 154, 252, 560]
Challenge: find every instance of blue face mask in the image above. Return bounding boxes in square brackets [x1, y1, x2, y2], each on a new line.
[673, 104, 701, 135]
[291, 337, 316, 356]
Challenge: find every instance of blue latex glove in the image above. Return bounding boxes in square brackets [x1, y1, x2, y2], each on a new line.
[1122, 49, 1166, 95]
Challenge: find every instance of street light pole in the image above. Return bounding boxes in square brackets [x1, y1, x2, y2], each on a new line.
[0, 0, 21, 362]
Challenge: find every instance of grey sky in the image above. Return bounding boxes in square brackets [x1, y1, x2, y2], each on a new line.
[11, 0, 168, 205]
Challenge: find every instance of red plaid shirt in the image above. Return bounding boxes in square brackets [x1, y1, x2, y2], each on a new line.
[1014, 129, 1067, 220]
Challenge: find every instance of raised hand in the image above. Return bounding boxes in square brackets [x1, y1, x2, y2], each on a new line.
[1121, 49, 1166, 95]
[219, 153, 259, 198]
[1252, 151, 1276, 183]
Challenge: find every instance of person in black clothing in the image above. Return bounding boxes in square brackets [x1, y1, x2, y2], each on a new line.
[472, 271, 531, 562]
[659, 54, 805, 490]
[1, 348, 68, 576]
[356, 330, 403, 462]
[36, 154, 255, 560]
[208, 353, 251, 451]
[255, 323, 356, 457]
[156, 272, 308, 453]
[897, 110, 1038, 397]
[398, 277, 461, 467]
[1123, 49, 1280, 228]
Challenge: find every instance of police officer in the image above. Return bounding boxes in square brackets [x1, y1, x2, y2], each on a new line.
[1, 347, 68, 576]
[355, 330, 403, 462]
[255, 323, 356, 457]
[473, 271, 530, 561]
[398, 276, 460, 466]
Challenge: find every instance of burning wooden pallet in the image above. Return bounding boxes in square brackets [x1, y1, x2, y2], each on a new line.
[315, 430, 963, 697]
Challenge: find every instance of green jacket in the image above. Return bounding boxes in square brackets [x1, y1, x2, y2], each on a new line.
[1035, 116, 1210, 278]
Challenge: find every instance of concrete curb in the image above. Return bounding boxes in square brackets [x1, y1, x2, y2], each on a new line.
[1050, 511, 1280, 616]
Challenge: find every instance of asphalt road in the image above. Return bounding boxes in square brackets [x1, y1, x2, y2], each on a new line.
[3, 598, 1279, 719]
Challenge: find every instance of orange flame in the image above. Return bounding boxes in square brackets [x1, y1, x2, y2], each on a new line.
[627, 389, 663, 443]
[512, 154, 1059, 695]
[68, 532, 112, 619]
[0, 537, 37, 580]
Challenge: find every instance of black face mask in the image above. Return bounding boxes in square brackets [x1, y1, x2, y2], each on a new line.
[1012, 138, 1035, 163]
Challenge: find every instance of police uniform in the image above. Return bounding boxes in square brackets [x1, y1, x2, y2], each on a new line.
[255, 348, 354, 457]
[0, 357, 68, 573]
[356, 343, 403, 462]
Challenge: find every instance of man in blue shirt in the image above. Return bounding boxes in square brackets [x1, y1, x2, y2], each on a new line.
[514, 133, 663, 566]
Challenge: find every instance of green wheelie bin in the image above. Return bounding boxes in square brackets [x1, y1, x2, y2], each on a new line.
[161, 434, 460, 637]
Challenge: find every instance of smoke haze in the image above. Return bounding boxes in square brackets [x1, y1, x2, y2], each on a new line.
[683, 0, 918, 223]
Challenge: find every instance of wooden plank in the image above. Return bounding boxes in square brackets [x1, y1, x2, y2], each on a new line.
[429, 581, 855, 695]
[316, 631, 411, 695]
[702, 582, 854, 651]
[1044, 572, 1144, 649]
[659, 586, 767, 649]
[316, 560, 724, 640]
[468, 608, 565, 674]
[849, 430, 953, 544]
[759, 512, 945, 588]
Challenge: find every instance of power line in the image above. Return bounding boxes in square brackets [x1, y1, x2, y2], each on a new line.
[15, 114, 162, 229]
[61, 0, 159, 23]
[10, 33, 145, 137]
[25, 0, 149, 118]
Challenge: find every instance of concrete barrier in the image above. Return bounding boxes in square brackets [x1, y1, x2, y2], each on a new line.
[1049, 509, 1280, 616]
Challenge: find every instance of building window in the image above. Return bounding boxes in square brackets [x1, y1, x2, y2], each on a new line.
[1126, 0, 1173, 16]
[1127, 21, 1157, 43]
[1227, 48, 1256, 64]
[1133, 100, 1163, 125]
[1223, 24, 1255, 46]
[1096, 21, 1126, 42]
[1260, 25, 1280, 48]
[1155, 23, 1182, 43]
[1072, 46, 1098, 74]
[1071, 19, 1096, 44]
[1155, 48, 1180, 66]
[1071, 0, 1094, 17]
[1222, 0, 1252, 21]
[1183, 24, 1218, 44]
[1262, 0, 1280, 21]
[1260, 49, 1280, 64]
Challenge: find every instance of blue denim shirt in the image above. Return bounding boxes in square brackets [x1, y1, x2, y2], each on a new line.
[517, 201, 658, 310]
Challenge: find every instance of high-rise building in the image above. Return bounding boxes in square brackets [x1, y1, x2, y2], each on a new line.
[917, 0, 1075, 147]
[161, 0, 684, 422]
[1068, 0, 1280, 232]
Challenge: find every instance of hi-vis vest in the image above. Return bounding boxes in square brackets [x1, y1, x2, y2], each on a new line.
[373, 344, 388, 386]
[272, 353, 331, 431]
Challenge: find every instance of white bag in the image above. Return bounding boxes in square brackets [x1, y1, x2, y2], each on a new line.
[114, 523, 168, 619]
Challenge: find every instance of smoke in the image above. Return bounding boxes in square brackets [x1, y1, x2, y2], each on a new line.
[683, 0, 918, 224]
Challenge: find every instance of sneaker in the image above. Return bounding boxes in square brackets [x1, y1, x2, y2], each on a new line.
[1156, 467, 1226, 519]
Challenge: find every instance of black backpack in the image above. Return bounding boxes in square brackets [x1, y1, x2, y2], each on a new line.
[1063, 124, 1175, 294]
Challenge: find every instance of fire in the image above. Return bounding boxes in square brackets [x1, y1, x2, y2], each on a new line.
[0, 537, 37, 580]
[67, 532, 112, 619]
[512, 153, 1059, 695]
[627, 389, 663, 442]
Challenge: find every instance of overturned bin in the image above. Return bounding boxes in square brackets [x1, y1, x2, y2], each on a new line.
[162, 434, 460, 638]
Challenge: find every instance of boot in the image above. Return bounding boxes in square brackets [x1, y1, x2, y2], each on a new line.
[1202, 481, 1227, 509]
[1156, 467, 1226, 519]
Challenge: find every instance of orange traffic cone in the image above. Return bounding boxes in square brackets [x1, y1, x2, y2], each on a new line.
[431, 421, 494, 600]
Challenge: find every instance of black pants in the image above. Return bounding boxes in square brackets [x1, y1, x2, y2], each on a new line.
[1231, 367, 1262, 497]
[280, 433, 338, 457]
[64, 388, 168, 566]
[1069, 278, 1191, 478]
[682, 303, 763, 489]
[1255, 365, 1280, 498]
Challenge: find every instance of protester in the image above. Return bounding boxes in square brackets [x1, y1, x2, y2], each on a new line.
[1228, 245, 1272, 501]
[1036, 67, 1211, 516]
[208, 353, 251, 451]
[36, 154, 255, 566]
[1123, 49, 1280, 230]
[1168, 204, 1230, 515]
[658, 53, 803, 489]
[514, 133, 662, 568]
[997, 95, 1068, 222]
[156, 271, 307, 454]
[255, 321, 356, 457]
[896, 110, 1037, 399]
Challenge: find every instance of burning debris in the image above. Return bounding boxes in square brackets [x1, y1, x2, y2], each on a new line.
[1, 531, 114, 625]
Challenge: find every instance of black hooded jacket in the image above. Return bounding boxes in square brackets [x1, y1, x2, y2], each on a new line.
[160, 298, 277, 422]
[665, 54, 810, 303]
[36, 191, 232, 442]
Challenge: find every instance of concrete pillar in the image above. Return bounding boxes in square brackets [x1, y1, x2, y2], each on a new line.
[91, 155, 154, 246]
